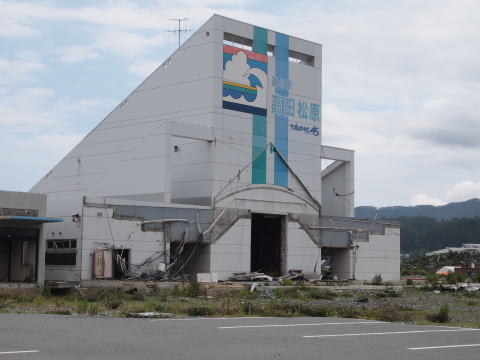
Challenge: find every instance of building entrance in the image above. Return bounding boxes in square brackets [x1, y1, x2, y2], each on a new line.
[0, 227, 38, 282]
[250, 214, 285, 276]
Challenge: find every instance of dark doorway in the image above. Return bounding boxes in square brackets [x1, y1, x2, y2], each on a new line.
[0, 227, 38, 282]
[112, 248, 130, 279]
[0, 241, 10, 281]
[251, 213, 284, 276]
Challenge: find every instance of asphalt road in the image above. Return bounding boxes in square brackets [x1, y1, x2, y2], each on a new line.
[1, 314, 480, 359]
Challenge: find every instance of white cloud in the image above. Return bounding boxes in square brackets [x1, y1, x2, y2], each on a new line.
[445, 181, 480, 202]
[0, 23, 40, 37]
[128, 60, 161, 77]
[0, 87, 57, 127]
[58, 45, 100, 63]
[93, 30, 168, 57]
[55, 97, 117, 113]
[0, 55, 44, 84]
[0, 1, 186, 31]
[410, 194, 446, 206]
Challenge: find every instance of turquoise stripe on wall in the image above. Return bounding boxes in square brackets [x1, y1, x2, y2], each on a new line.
[274, 32, 289, 187]
[251, 26, 268, 184]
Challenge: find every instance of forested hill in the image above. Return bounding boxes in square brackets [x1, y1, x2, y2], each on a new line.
[398, 216, 480, 257]
[355, 198, 480, 220]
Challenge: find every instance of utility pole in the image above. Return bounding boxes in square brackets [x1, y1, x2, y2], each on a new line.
[166, 18, 194, 47]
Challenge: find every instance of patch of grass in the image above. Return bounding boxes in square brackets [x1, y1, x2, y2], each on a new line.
[76, 299, 88, 314]
[182, 277, 205, 298]
[273, 287, 305, 299]
[336, 306, 360, 319]
[119, 301, 147, 317]
[218, 289, 258, 300]
[42, 284, 52, 297]
[241, 301, 264, 315]
[54, 297, 66, 307]
[370, 304, 414, 322]
[47, 309, 72, 315]
[281, 278, 294, 286]
[104, 297, 123, 310]
[375, 287, 400, 299]
[273, 287, 337, 300]
[426, 274, 439, 286]
[427, 304, 450, 323]
[305, 288, 338, 300]
[372, 274, 383, 286]
[87, 302, 99, 315]
[32, 296, 44, 307]
[129, 292, 145, 301]
[187, 304, 216, 316]
[298, 304, 336, 317]
[446, 272, 466, 284]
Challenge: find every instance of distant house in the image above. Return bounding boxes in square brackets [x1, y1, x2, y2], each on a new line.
[426, 244, 480, 256]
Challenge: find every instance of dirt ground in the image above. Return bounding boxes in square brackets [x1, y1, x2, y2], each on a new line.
[1, 283, 479, 327]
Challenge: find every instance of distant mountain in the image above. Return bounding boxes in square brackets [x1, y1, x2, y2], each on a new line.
[355, 198, 480, 220]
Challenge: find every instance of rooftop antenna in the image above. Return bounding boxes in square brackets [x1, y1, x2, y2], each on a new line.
[166, 18, 194, 47]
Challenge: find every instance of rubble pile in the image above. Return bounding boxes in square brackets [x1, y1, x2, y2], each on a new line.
[228, 269, 322, 283]
[402, 251, 480, 275]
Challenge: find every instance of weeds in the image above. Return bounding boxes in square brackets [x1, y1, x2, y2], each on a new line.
[42, 284, 52, 297]
[374, 304, 414, 322]
[182, 277, 204, 298]
[87, 302, 99, 315]
[375, 287, 400, 299]
[76, 299, 88, 314]
[187, 304, 216, 316]
[446, 272, 466, 284]
[372, 274, 383, 285]
[426, 274, 439, 286]
[427, 304, 450, 323]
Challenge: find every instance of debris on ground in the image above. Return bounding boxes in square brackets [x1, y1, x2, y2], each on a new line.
[228, 272, 273, 282]
[356, 296, 369, 303]
[228, 269, 323, 284]
[127, 312, 173, 318]
[278, 269, 305, 282]
[303, 272, 323, 282]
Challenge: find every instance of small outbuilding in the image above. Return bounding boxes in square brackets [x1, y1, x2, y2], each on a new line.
[0, 190, 62, 287]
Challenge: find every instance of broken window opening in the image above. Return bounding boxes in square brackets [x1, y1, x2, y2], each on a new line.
[45, 239, 77, 266]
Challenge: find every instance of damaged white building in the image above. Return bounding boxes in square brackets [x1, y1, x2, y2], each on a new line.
[30, 15, 400, 283]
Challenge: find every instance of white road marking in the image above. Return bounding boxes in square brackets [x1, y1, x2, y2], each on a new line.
[303, 328, 480, 338]
[219, 321, 385, 329]
[0, 350, 39, 355]
[409, 344, 480, 351]
[150, 316, 271, 322]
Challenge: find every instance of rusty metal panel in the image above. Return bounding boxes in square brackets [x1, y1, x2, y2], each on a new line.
[0, 208, 38, 217]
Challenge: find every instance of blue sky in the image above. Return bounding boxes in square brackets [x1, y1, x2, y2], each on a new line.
[1, 0, 480, 207]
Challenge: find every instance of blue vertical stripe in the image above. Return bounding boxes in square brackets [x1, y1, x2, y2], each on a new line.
[274, 32, 289, 187]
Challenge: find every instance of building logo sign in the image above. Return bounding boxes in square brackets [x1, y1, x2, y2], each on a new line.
[271, 77, 320, 122]
[222, 45, 268, 116]
[289, 123, 319, 136]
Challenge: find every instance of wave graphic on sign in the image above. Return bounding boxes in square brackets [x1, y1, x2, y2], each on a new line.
[222, 45, 267, 116]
